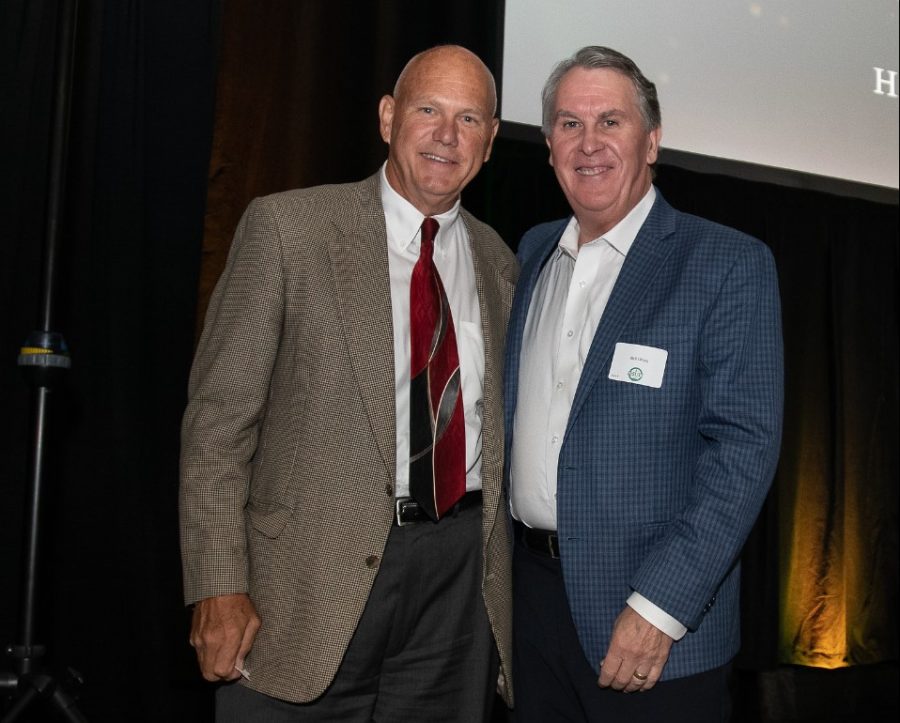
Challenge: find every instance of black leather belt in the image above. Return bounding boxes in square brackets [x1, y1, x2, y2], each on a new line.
[394, 490, 482, 526]
[516, 520, 560, 558]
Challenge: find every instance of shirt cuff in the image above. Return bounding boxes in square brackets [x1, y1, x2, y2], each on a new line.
[626, 592, 688, 641]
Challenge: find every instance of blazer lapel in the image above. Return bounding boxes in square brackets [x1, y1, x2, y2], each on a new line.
[328, 176, 397, 479]
[566, 195, 678, 430]
[465, 216, 509, 516]
[503, 223, 567, 439]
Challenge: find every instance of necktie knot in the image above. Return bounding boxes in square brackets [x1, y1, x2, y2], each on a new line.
[420, 217, 439, 260]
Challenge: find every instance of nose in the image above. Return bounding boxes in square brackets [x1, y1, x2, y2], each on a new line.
[433, 116, 458, 146]
[580, 126, 604, 155]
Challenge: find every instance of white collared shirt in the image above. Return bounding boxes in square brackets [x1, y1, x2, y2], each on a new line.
[511, 186, 688, 640]
[510, 187, 656, 529]
[381, 165, 484, 497]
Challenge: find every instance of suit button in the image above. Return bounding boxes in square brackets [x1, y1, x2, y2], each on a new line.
[365, 555, 380, 569]
[385, 484, 393, 496]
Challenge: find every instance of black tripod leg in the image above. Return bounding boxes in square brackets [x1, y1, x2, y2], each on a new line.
[1, 684, 40, 723]
[51, 684, 89, 723]
[2, 2, 86, 719]
[1, 672, 88, 723]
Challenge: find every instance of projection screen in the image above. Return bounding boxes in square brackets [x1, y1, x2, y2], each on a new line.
[501, 0, 899, 197]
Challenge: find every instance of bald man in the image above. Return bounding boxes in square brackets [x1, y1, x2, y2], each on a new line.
[180, 45, 518, 721]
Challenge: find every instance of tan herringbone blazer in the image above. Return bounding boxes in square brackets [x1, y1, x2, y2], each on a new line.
[179, 173, 518, 705]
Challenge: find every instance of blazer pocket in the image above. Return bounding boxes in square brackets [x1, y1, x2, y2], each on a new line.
[246, 498, 293, 539]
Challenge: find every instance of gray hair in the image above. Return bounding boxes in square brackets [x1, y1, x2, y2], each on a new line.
[541, 46, 660, 136]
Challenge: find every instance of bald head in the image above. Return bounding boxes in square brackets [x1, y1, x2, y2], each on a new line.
[378, 45, 500, 216]
[394, 45, 498, 118]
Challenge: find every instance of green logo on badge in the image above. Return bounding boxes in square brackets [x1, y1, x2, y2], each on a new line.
[628, 367, 643, 381]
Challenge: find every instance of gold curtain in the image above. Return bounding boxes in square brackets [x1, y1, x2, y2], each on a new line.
[777, 216, 898, 667]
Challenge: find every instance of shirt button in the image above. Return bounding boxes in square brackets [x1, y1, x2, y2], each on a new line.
[556, 380, 565, 389]
[365, 555, 380, 569]
[566, 329, 574, 338]
[579, 280, 586, 288]
[551, 435, 559, 444]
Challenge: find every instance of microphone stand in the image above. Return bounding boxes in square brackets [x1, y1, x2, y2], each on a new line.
[1, 1, 88, 720]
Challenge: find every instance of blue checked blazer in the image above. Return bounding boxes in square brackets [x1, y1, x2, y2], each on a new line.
[504, 190, 784, 680]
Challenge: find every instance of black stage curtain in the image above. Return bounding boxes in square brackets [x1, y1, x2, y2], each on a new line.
[1, 0, 896, 721]
[196, 0, 503, 331]
[1, 1, 218, 720]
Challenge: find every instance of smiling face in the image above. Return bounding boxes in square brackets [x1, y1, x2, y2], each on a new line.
[546, 66, 661, 243]
[379, 46, 499, 216]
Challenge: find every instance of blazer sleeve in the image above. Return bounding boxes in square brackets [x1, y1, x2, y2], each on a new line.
[630, 239, 784, 630]
[179, 197, 286, 604]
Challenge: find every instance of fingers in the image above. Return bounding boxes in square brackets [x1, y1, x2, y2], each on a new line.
[189, 593, 261, 682]
[599, 655, 664, 692]
[496, 668, 508, 699]
[598, 656, 663, 693]
[234, 607, 262, 677]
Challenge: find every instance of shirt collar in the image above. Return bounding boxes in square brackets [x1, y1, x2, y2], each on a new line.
[557, 185, 657, 260]
[380, 163, 461, 253]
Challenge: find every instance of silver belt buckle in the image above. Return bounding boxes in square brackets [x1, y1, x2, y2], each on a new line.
[395, 497, 413, 527]
[547, 533, 560, 558]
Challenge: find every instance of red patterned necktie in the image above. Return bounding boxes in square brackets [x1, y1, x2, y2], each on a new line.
[408, 217, 466, 520]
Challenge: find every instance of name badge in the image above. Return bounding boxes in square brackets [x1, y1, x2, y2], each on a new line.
[608, 342, 668, 389]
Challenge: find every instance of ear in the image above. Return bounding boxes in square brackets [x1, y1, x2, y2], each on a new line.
[546, 135, 554, 167]
[378, 95, 395, 144]
[646, 126, 662, 165]
[483, 117, 500, 162]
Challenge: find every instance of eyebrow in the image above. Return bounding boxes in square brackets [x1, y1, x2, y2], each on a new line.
[407, 93, 461, 107]
[409, 96, 488, 117]
[555, 108, 626, 121]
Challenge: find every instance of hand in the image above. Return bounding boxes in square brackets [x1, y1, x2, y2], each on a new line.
[598, 606, 673, 693]
[496, 667, 508, 700]
[189, 593, 261, 682]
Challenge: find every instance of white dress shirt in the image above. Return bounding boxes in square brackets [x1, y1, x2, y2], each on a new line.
[510, 185, 687, 640]
[381, 165, 484, 497]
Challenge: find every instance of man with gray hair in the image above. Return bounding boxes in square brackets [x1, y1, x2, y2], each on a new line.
[504, 46, 783, 721]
